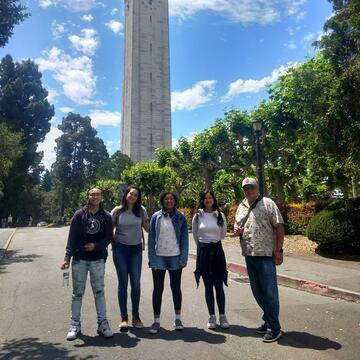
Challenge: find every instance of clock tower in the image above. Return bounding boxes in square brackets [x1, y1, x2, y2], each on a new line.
[121, 0, 172, 162]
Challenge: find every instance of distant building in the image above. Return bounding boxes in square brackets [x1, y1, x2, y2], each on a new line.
[121, 0, 172, 162]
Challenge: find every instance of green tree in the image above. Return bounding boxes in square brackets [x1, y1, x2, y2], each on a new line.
[121, 162, 178, 213]
[0, 0, 29, 47]
[0, 123, 22, 199]
[315, 0, 360, 196]
[0, 55, 54, 220]
[95, 150, 132, 180]
[41, 169, 52, 192]
[52, 113, 109, 218]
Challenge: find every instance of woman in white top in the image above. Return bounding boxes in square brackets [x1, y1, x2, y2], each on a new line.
[192, 190, 229, 330]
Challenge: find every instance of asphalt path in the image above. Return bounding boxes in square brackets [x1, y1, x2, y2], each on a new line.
[0, 227, 359, 360]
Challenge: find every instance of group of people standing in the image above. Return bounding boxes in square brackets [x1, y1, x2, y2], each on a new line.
[61, 177, 284, 344]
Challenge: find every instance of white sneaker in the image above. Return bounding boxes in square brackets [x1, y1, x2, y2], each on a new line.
[219, 314, 230, 329]
[67, 322, 81, 341]
[97, 320, 113, 338]
[207, 315, 216, 329]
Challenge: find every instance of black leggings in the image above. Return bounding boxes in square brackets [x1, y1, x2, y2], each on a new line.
[152, 269, 182, 315]
[202, 273, 225, 315]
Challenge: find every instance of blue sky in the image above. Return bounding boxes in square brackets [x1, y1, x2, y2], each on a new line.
[0, 0, 333, 168]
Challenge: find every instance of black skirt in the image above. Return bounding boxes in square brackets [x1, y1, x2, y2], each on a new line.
[194, 241, 228, 287]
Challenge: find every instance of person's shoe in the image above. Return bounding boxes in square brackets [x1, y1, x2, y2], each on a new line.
[66, 322, 81, 341]
[132, 315, 144, 329]
[255, 323, 267, 334]
[119, 316, 129, 332]
[207, 315, 217, 329]
[263, 330, 282, 343]
[219, 314, 230, 329]
[148, 322, 160, 334]
[97, 320, 113, 338]
[174, 318, 184, 331]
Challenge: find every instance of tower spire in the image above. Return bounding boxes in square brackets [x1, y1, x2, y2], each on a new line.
[121, 0, 172, 162]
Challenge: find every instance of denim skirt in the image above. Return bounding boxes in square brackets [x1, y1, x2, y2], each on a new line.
[154, 255, 181, 270]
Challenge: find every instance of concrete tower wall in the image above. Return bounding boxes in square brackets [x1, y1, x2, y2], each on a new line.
[122, 0, 172, 163]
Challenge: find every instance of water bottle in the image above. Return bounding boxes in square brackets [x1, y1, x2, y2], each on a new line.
[63, 269, 70, 287]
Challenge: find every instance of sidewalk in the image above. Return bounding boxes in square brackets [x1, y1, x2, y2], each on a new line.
[188, 234, 360, 303]
[0, 229, 16, 260]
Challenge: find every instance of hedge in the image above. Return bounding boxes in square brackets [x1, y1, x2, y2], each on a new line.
[307, 198, 360, 251]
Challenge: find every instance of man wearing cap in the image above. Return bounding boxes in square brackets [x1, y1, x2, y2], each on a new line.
[234, 177, 284, 342]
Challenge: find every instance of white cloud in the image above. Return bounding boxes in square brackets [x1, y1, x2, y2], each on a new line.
[51, 20, 67, 39]
[36, 47, 97, 105]
[46, 89, 59, 103]
[69, 28, 99, 56]
[284, 40, 297, 49]
[171, 80, 216, 111]
[59, 106, 74, 113]
[38, 125, 63, 169]
[222, 64, 293, 101]
[303, 32, 315, 42]
[39, 0, 97, 12]
[110, 8, 119, 15]
[296, 11, 306, 21]
[169, 0, 306, 24]
[89, 110, 121, 127]
[105, 20, 123, 35]
[172, 131, 199, 147]
[82, 14, 93, 21]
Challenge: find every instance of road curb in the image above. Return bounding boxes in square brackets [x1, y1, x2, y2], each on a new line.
[0, 229, 16, 261]
[189, 252, 360, 303]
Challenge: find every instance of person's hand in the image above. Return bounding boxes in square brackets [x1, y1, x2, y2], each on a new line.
[61, 261, 70, 270]
[233, 224, 243, 237]
[273, 251, 283, 266]
[84, 243, 96, 252]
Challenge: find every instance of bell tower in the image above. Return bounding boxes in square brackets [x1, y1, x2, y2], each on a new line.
[121, 0, 172, 162]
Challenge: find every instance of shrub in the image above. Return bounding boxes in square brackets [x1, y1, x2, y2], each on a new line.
[285, 202, 316, 235]
[178, 207, 194, 230]
[225, 204, 238, 232]
[307, 198, 360, 251]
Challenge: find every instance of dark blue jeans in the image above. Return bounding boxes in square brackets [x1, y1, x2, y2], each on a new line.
[245, 256, 281, 333]
[112, 242, 142, 318]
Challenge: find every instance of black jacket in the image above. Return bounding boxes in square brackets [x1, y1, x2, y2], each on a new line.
[64, 205, 113, 262]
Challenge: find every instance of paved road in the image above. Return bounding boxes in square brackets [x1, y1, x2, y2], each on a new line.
[0, 229, 14, 251]
[0, 228, 359, 360]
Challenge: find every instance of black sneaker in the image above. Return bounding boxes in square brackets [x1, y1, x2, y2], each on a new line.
[255, 323, 267, 334]
[263, 330, 282, 343]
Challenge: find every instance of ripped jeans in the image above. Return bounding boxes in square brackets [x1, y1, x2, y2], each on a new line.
[71, 259, 107, 325]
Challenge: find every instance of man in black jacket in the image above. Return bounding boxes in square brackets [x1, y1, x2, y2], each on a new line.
[61, 187, 113, 340]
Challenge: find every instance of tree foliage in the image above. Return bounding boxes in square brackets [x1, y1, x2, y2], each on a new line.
[0, 0, 29, 47]
[52, 113, 109, 217]
[0, 55, 54, 220]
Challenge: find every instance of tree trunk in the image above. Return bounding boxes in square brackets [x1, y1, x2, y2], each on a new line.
[351, 174, 359, 198]
[203, 168, 213, 191]
[272, 171, 285, 205]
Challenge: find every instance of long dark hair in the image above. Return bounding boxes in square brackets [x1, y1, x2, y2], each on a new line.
[118, 185, 142, 217]
[197, 190, 224, 226]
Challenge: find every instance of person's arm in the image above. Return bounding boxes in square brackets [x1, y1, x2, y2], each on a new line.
[233, 204, 243, 236]
[192, 214, 199, 246]
[220, 213, 227, 240]
[61, 212, 80, 267]
[142, 207, 150, 232]
[147, 214, 157, 268]
[179, 215, 189, 267]
[273, 223, 284, 265]
[95, 213, 113, 250]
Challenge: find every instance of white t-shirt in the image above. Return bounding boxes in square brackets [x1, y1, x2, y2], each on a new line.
[156, 216, 180, 256]
[192, 211, 227, 244]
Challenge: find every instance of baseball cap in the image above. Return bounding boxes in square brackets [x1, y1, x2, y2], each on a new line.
[242, 177, 258, 188]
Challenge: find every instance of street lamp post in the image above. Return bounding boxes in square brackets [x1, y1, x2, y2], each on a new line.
[252, 119, 266, 197]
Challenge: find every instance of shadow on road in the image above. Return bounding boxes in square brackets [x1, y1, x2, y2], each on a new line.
[0, 250, 42, 273]
[211, 324, 261, 338]
[129, 326, 227, 344]
[0, 337, 95, 360]
[75, 333, 141, 348]
[278, 331, 342, 350]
